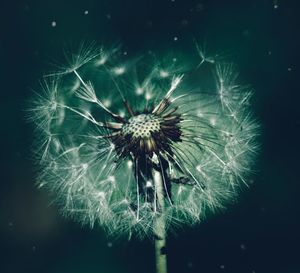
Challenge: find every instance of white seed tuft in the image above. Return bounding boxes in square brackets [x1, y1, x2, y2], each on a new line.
[29, 44, 259, 239]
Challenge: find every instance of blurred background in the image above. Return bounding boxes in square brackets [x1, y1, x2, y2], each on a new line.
[0, 0, 299, 272]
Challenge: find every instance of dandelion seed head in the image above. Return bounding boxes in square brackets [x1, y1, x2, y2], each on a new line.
[29, 44, 259, 238]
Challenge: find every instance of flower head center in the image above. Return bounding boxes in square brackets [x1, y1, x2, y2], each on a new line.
[122, 114, 161, 139]
[111, 107, 182, 157]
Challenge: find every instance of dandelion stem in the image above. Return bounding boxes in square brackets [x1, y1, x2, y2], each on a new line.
[153, 169, 168, 273]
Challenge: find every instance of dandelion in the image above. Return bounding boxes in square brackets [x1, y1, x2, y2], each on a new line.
[29, 44, 259, 273]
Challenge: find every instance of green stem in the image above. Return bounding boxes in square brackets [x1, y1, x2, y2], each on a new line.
[153, 169, 168, 273]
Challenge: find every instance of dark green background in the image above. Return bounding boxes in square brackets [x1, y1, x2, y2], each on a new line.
[1, 0, 299, 273]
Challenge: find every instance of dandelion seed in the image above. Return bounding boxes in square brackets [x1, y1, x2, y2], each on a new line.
[136, 87, 144, 95]
[145, 92, 152, 100]
[159, 70, 169, 78]
[29, 44, 259, 244]
[240, 243, 247, 250]
[112, 66, 125, 75]
[103, 99, 112, 108]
